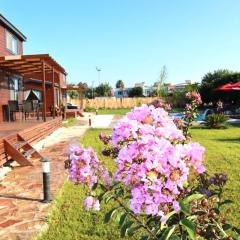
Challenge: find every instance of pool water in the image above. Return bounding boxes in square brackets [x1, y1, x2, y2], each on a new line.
[169, 109, 212, 122]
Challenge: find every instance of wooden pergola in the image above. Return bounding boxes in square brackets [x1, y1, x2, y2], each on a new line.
[63, 84, 86, 109]
[0, 54, 67, 122]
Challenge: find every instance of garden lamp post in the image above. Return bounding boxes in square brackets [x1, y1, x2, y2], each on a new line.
[41, 157, 51, 203]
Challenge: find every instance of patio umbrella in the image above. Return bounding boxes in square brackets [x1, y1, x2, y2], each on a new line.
[214, 83, 234, 91]
[229, 82, 240, 90]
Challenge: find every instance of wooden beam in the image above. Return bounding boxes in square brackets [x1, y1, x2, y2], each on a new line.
[52, 68, 56, 119]
[42, 60, 47, 122]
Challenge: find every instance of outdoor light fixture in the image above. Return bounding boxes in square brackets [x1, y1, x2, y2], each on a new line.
[89, 115, 92, 127]
[41, 157, 51, 203]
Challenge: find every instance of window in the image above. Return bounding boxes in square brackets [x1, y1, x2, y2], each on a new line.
[9, 77, 19, 100]
[6, 30, 18, 54]
[55, 87, 60, 106]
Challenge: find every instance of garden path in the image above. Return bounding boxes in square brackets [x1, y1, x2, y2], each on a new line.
[0, 114, 121, 239]
[0, 122, 88, 240]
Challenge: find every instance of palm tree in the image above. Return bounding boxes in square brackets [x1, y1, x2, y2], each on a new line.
[116, 80, 124, 89]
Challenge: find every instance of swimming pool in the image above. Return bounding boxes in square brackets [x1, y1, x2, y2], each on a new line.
[169, 109, 213, 121]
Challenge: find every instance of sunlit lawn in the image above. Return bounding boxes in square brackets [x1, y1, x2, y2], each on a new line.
[37, 126, 240, 239]
[97, 108, 131, 115]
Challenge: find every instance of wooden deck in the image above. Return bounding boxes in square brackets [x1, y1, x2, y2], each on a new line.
[0, 117, 62, 166]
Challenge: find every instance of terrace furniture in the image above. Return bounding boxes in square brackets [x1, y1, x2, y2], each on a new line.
[32, 100, 40, 120]
[22, 100, 33, 120]
[8, 100, 21, 122]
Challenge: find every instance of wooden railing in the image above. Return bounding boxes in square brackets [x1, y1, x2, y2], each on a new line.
[0, 118, 62, 166]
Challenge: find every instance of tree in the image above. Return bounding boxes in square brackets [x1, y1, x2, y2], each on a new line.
[128, 87, 143, 97]
[116, 80, 124, 89]
[157, 65, 168, 97]
[199, 69, 240, 103]
[67, 90, 79, 99]
[95, 83, 112, 97]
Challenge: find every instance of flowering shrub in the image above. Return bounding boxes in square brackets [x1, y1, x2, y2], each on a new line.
[67, 98, 238, 239]
[174, 91, 202, 138]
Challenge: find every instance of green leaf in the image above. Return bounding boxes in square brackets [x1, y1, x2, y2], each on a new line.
[139, 235, 149, 240]
[119, 212, 128, 227]
[120, 220, 134, 237]
[91, 182, 98, 190]
[170, 236, 181, 240]
[183, 194, 204, 203]
[179, 201, 190, 215]
[105, 194, 115, 203]
[223, 223, 232, 231]
[159, 226, 176, 240]
[104, 207, 118, 223]
[103, 191, 114, 204]
[181, 219, 195, 240]
[127, 225, 141, 237]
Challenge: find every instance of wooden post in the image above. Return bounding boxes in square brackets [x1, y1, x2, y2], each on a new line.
[42, 60, 46, 122]
[52, 68, 55, 119]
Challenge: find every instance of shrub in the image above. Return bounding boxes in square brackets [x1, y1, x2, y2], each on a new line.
[205, 113, 228, 129]
[66, 100, 238, 239]
[84, 106, 96, 112]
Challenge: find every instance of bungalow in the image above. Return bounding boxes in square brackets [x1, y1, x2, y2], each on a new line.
[0, 15, 67, 167]
[0, 14, 67, 123]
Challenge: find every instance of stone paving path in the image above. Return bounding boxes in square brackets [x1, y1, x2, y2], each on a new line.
[0, 114, 120, 240]
[0, 122, 88, 240]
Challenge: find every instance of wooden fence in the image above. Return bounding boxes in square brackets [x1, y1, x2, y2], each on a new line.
[69, 97, 160, 109]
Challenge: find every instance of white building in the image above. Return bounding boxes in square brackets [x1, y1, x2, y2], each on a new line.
[113, 88, 130, 98]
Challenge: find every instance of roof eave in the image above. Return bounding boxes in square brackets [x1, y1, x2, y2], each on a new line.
[0, 14, 27, 41]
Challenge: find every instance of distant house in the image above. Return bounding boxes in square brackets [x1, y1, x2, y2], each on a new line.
[174, 80, 192, 92]
[114, 88, 130, 98]
[152, 80, 193, 94]
[134, 82, 152, 97]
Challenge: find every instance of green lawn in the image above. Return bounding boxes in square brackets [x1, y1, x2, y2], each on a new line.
[97, 108, 131, 115]
[62, 118, 77, 128]
[37, 127, 240, 240]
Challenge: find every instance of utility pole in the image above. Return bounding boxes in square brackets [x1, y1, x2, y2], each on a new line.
[96, 66, 101, 85]
[91, 81, 95, 99]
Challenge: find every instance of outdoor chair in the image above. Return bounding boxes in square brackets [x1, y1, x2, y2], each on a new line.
[32, 100, 40, 119]
[22, 100, 33, 120]
[8, 100, 20, 122]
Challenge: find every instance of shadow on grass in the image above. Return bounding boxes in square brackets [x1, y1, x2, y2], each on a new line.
[215, 138, 240, 142]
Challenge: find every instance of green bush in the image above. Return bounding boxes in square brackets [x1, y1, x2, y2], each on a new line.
[205, 113, 228, 129]
[84, 106, 96, 112]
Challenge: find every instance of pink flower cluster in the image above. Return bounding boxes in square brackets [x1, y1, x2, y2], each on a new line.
[68, 145, 111, 210]
[68, 104, 205, 221]
[84, 196, 100, 211]
[68, 145, 100, 188]
[111, 104, 185, 146]
[186, 91, 202, 105]
[149, 99, 172, 111]
[111, 105, 205, 221]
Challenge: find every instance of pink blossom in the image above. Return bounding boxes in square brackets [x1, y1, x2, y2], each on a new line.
[84, 196, 100, 211]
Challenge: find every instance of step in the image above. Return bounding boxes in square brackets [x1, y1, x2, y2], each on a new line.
[23, 148, 36, 158]
[14, 141, 28, 149]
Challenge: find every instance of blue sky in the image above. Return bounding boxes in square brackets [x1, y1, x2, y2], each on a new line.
[1, 0, 240, 87]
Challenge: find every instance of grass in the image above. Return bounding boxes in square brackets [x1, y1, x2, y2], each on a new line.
[97, 108, 131, 115]
[190, 126, 240, 226]
[62, 118, 77, 128]
[37, 126, 240, 239]
[37, 128, 133, 240]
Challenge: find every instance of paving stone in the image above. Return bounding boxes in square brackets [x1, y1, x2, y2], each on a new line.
[0, 123, 88, 239]
[0, 219, 21, 228]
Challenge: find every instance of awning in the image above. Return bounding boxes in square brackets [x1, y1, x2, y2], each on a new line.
[215, 82, 240, 91]
[215, 83, 233, 91]
[0, 54, 67, 75]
